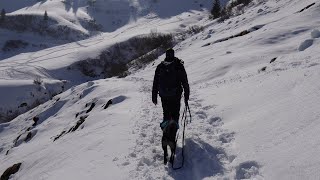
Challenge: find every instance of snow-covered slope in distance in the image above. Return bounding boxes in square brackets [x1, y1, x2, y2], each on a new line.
[1, 0, 220, 32]
[1, 0, 320, 179]
[0, 0, 219, 61]
[0, 0, 214, 122]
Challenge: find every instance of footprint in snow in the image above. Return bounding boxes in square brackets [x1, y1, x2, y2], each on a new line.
[235, 161, 262, 180]
[195, 111, 207, 119]
[218, 132, 235, 144]
[208, 117, 223, 127]
[122, 161, 130, 166]
[202, 105, 216, 110]
[140, 133, 147, 138]
[137, 157, 152, 167]
[308, 63, 319, 67]
[129, 152, 137, 158]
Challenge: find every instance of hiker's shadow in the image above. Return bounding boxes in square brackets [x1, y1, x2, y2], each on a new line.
[167, 139, 225, 180]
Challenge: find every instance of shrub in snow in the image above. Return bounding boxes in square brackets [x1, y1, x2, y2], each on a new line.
[18, 102, 28, 108]
[211, 0, 221, 19]
[0, 14, 88, 40]
[229, 0, 252, 7]
[77, 60, 98, 77]
[33, 76, 43, 86]
[218, 7, 232, 22]
[224, 0, 253, 17]
[44, 11, 48, 21]
[85, 19, 103, 31]
[187, 25, 205, 35]
[87, 0, 97, 6]
[0, 9, 5, 22]
[109, 63, 128, 78]
[2, 40, 29, 52]
[76, 32, 175, 78]
[311, 29, 320, 39]
[2, 109, 20, 123]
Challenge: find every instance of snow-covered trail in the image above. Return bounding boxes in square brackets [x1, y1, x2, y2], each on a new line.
[114, 76, 256, 179]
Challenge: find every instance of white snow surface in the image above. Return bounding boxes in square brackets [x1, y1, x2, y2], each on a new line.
[1, 0, 320, 179]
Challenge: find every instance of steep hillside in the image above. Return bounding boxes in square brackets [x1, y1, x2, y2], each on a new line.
[0, 0, 216, 58]
[0, 0, 213, 122]
[1, 0, 320, 179]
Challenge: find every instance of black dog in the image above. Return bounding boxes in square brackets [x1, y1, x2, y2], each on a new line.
[162, 120, 178, 165]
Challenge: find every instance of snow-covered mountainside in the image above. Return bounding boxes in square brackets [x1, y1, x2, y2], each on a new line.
[1, 0, 320, 179]
[0, 0, 216, 60]
[0, 0, 216, 122]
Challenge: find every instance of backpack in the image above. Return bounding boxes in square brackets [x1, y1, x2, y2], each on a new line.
[158, 60, 181, 97]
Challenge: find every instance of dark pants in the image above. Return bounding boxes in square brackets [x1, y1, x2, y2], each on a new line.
[161, 95, 181, 121]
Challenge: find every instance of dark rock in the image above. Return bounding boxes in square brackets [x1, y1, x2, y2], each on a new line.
[69, 115, 88, 132]
[18, 102, 27, 108]
[260, 66, 267, 72]
[0, 163, 22, 180]
[270, 57, 277, 63]
[297, 3, 315, 13]
[213, 25, 263, 44]
[32, 117, 39, 126]
[25, 132, 32, 142]
[104, 99, 113, 109]
[53, 130, 66, 142]
[13, 134, 22, 146]
[86, 103, 95, 113]
[202, 43, 211, 47]
[54, 115, 88, 141]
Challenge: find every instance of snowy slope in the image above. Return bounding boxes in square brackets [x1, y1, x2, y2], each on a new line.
[0, 0, 215, 62]
[1, 0, 320, 179]
[0, 0, 212, 122]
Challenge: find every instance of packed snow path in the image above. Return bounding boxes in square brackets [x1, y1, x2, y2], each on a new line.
[114, 77, 262, 179]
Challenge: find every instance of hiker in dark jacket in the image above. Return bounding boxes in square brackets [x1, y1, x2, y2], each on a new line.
[152, 48, 190, 125]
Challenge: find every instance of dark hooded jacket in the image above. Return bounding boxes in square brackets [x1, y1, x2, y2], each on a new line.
[152, 57, 190, 102]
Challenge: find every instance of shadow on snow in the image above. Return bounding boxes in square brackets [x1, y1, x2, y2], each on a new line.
[167, 139, 225, 180]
